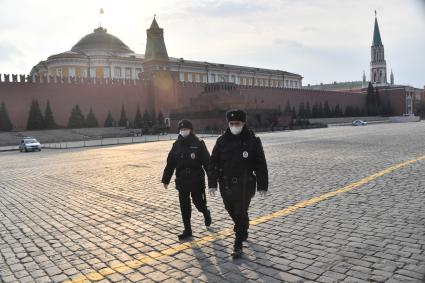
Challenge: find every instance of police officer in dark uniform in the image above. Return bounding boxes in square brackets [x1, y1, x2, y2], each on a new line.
[162, 119, 212, 240]
[208, 110, 268, 258]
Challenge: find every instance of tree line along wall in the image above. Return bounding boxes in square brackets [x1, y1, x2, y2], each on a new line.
[0, 76, 409, 131]
[175, 83, 367, 114]
[0, 81, 152, 129]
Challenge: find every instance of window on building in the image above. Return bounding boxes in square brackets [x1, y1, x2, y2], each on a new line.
[114, 67, 122, 78]
[69, 67, 76, 77]
[135, 68, 142, 79]
[125, 68, 132, 79]
[104, 67, 110, 78]
[195, 73, 200, 83]
[56, 68, 62, 77]
[89, 68, 96, 78]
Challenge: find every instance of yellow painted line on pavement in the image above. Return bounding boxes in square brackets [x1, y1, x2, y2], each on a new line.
[64, 155, 425, 283]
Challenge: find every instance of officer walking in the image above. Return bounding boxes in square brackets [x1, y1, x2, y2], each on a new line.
[208, 110, 268, 258]
[162, 119, 212, 240]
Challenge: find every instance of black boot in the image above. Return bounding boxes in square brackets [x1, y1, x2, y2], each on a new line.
[232, 240, 243, 259]
[242, 232, 248, 242]
[178, 230, 192, 240]
[204, 209, 212, 227]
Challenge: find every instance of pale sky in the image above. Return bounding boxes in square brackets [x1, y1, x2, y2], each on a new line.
[0, 0, 424, 88]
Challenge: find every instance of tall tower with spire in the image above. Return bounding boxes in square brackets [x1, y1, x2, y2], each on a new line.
[370, 11, 387, 86]
[142, 16, 176, 124]
[143, 16, 170, 74]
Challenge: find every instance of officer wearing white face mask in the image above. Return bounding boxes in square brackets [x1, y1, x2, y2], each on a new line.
[208, 109, 268, 259]
[162, 119, 212, 240]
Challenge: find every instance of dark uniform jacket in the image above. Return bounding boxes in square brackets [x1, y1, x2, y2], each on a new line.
[208, 126, 268, 198]
[162, 133, 210, 192]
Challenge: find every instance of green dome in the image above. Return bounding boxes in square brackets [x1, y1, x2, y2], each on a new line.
[71, 27, 134, 54]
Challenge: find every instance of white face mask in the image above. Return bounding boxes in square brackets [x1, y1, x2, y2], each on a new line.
[180, 130, 190, 137]
[230, 126, 243, 135]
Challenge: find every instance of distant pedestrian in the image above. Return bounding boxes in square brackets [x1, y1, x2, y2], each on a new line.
[162, 119, 212, 240]
[208, 109, 268, 258]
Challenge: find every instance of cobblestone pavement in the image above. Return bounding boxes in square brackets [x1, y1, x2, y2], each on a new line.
[1, 122, 424, 283]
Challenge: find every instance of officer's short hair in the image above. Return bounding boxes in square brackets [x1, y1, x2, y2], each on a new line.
[226, 109, 246, 123]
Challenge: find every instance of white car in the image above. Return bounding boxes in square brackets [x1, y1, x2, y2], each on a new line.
[19, 137, 42, 152]
[352, 120, 368, 126]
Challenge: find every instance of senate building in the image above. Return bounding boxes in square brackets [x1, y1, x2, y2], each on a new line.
[30, 18, 303, 89]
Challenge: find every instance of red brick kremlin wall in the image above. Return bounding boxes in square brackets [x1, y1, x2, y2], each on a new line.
[0, 73, 410, 130]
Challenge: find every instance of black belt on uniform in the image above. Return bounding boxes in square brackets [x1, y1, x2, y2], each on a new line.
[180, 167, 200, 175]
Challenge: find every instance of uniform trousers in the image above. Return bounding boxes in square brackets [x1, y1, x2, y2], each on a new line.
[222, 193, 253, 247]
[178, 189, 208, 231]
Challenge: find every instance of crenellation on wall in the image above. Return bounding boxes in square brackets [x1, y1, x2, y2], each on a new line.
[0, 73, 147, 86]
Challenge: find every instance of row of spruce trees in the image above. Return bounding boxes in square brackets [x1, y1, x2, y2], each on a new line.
[282, 100, 365, 119]
[0, 87, 394, 132]
[282, 83, 393, 119]
[24, 99, 166, 130]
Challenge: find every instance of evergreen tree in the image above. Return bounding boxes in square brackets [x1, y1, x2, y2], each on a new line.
[44, 100, 56, 129]
[291, 106, 297, 119]
[134, 105, 143, 128]
[67, 104, 85, 128]
[344, 105, 354, 117]
[366, 82, 377, 116]
[157, 112, 165, 128]
[104, 111, 114, 127]
[151, 109, 157, 126]
[0, 101, 13, 131]
[375, 88, 382, 115]
[298, 102, 305, 119]
[318, 102, 324, 118]
[118, 105, 128, 127]
[323, 101, 331, 117]
[27, 99, 45, 130]
[142, 110, 152, 129]
[312, 103, 318, 118]
[354, 106, 361, 117]
[85, 107, 99, 128]
[284, 101, 291, 113]
[305, 102, 311, 118]
[334, 104, 342, 117]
